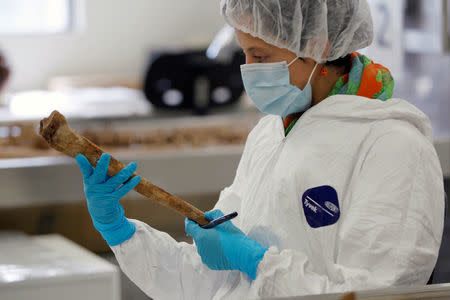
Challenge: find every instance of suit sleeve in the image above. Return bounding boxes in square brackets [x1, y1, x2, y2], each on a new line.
[248, 130, 445, 298]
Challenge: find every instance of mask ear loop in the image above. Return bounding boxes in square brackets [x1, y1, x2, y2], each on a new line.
[287, 58, 319, 83]
[307, 63, 319, 84]
[287, 57, 299, 67]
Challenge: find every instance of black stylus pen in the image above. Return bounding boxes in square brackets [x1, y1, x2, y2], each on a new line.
[200, 212, 238, 229]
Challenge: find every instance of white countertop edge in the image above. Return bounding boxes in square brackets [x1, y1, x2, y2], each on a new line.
[270, 283, 450, 300]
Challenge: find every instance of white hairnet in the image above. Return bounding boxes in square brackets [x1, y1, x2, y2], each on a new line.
[220, 0, 374, 63]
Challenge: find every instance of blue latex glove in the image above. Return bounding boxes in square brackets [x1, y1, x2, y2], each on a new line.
[76, 153, 141, 246]
[185, 210, 268, 280]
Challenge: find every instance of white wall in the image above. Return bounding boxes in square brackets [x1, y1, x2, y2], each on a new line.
[0, 0, 225, 91]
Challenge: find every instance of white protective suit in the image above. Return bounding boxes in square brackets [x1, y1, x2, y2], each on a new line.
[112, 95, 445, 299]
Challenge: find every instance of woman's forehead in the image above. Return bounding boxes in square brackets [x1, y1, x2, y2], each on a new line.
[235, 29, 297, 59]
[235, 29, 275, 51]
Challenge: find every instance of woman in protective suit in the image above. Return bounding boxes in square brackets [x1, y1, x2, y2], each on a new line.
[75, 1, 445, 298]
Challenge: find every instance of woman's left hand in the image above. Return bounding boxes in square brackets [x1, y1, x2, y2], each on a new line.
[185, 209, 268, 280]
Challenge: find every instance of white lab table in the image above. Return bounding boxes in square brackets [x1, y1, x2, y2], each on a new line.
[0, 233, 120, 300]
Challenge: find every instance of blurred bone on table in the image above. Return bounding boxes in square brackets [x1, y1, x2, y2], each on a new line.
[0, 86, 151, 121]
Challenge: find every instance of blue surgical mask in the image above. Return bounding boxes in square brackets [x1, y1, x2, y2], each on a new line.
[240, 57, 318, 118]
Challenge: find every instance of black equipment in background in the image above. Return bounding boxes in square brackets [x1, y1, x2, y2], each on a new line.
[143, 49, 244, 115]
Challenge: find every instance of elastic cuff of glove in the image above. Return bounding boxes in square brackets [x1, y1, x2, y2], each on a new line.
[97, 217, 136, 246]
[244, 244, 268, 280]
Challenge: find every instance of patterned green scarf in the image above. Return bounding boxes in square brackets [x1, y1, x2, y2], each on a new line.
[328, 52, 394, 100]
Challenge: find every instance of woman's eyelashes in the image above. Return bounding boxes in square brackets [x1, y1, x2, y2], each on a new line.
[240, 50, 271, 63]
[253, 56, 266, 62]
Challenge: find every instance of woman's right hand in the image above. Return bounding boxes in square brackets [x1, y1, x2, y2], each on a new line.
[76, 153, 141, 246]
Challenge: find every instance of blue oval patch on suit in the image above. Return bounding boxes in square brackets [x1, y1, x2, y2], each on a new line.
[302, 185, 340, 228]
